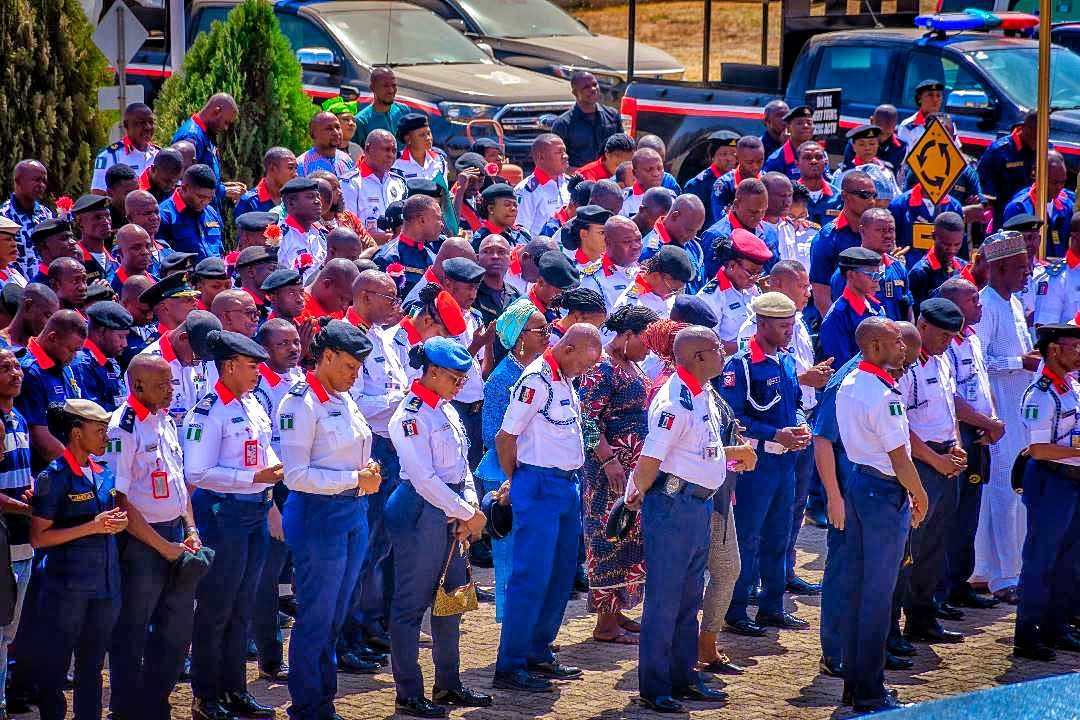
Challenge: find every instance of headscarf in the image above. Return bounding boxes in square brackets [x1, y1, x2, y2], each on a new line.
[642, 319, 688, 366]
[322, 97, 358, 116]
[496, 297, 540, 350]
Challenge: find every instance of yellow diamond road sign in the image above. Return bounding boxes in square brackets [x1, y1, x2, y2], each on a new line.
[905, 117, 965, 205]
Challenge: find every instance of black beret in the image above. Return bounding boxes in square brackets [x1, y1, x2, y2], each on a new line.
[538, 251, 580, 289]
[919, 297, 964, 332]
[396, 112, 430, 143]
[574, 205, 612, 226]
[654, 244, 694, 283]
[481, 490, 512, 540]
[235, 211, 280, 232]
[71, 194, 109, 215]
[471, 137, 502, 154]
[442, 256, 485, 283]
[707, 130, 740, 146]
[139, 272, 198, 307]
[838, 246, 882, 269]
[1037, 323, 1080, 346]
[846, 124, 882, 141]
[481, 183, 515, 204]
[159, 251, 197, 275]
[1002, 213, 1044, 232]
[915, 79, 945, 95]
[280, 178, 318, 196]
[604, 496, 636, 541]
[84, 282, 115, 305]
[185, 310, 222, 359]
[784, 105, 813, 122]
[318, 319, 373, 361]
[86, 300, 133, 330]
[29, 219, 72, 244]
[206, 329, 269, 362]
[382, 201, 405, 229]
[454, 151, 485, 173]
[261, 268, 301, 292]
[0, 283, 22, 316]
[235, 245, 278, 269]
[192, 257, 228, 280]
[672, 294, 718, 328]
[406, 177, 441, 199]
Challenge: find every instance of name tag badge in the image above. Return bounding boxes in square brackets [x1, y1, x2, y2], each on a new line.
[964, 382, 978, 402]
[1071, 430, 1080, 449]
[151, 471, 170, 499]
[244, 439, 259, 467]
[703, 444, 720, 460]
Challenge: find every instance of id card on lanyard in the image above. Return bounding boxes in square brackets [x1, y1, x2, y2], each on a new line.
[244, 439, 259, 467]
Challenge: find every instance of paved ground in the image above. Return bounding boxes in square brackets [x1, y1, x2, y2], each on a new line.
[47, 524, 1080, 719]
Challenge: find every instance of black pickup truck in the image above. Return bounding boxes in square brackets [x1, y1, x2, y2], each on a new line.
[621, 5, 1080, 183]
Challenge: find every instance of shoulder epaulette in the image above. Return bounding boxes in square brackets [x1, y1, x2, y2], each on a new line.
[288, 382, 309, 397]
[1036, 375, 1052, 391]
[404, 395, 422, 413]
[678, 384, 694, 410]
[341, 168, 360, 181]
[1046, 260, 1067, 277]
[106, 140, 123, 152]
[525, 176, 540, 191]
[700, 279, 718, 294]
[118, 406, 136, 433]
[582, 261, 601, 276]
[193, 393, 217, 415]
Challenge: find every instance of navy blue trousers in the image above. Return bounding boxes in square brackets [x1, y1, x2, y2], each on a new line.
[945, 426, 987, 594]
[788, 446, 815, 580]
[900, 457, 955, 629]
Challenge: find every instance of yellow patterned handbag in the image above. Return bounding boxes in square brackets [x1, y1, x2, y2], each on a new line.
[432, 540, 478, 616]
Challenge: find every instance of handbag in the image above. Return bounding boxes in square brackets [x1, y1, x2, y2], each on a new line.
[432, 539, 478, 616]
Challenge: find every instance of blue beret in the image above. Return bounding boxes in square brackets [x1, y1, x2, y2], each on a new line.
[192, 257, 228, 280]
[86, 300, 133, 330]
[261, 268, 301, 292]
[919, 297, 964, 332]
[235, 245, 277, 269]
[481, 183, 515, 204]
[29, 219, 71, 244]
[846, 124, 882, 142]
[574, 205, 612, 226]
[160, 251, 197, 275]
[235, 211, 279, 232]
[206, 329, 269, 362]
[443, 256, 485, 283]
[84, 282, 115, 305]
[707, 130, 740, 146]
[396, 112, 429, 142]
[281, 178, 318, 196]
[838, 247, 882, 268]
[481, 489, 512, 539]
[422, 336, 473, 372]
[185, 311, 222, 359]
[317, 319, 372, 361]
[471, 137, 502, 154]
[1037, 323, 1080, 346]
[671, 294, 717, 328]
[784, 105, 813, 122]
[72, 194, 109, 215]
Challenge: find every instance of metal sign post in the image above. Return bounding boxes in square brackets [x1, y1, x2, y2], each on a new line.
[92, 2, 149, 111]
[1036, 0, 1052, 258]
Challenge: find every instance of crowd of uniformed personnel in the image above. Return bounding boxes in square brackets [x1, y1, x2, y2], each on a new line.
[0, 64, 1075, 719]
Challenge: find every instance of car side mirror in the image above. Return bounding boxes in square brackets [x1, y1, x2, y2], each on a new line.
[297, 47, 341, 74]
[945, 89, 995, 119]
[447, 18, 468, 32]
[475, 41, 495, 59]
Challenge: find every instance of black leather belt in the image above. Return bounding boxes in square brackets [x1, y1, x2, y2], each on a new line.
[853, 464, 899, 483]
[651, 472, 717, 501]
[925, 440, 956, 453]
[1036, 460, 1080, 482]
[452, 399, 484, 415]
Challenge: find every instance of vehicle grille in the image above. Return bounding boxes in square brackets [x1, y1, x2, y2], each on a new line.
[494, 102, 574, 141]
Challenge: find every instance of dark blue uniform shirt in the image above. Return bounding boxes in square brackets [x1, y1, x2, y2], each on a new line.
[157, 189, 224, 261]
[1003, 185, 1075, 258]
[372, 233, 436, 299]
[977, 128, 1037, 225]
[709, 168, 755, 223]
[717, 335, 803, 443]
[842, 134, 907, 173]
[888, 185, 964, 267]
[819, 288, 885, 367]
[907, 251, 967, 317]
[762, 140, 800, 180]
[829, 254, 912, 321]
[700, 212, 779, 279]
[17, 338, 81, 472]
[71, 341, 126, 413]
[684, 164, 725, 227]
[233, 179, 278, 218]
[797, 179, 843, 227]
[808, 213, 861, 288]
[171, 114, 226, 206]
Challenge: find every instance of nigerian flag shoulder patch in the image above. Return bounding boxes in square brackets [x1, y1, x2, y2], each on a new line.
[280, 414, 294, 431]
[185, 424, 203, 441]
[1023, 405, 1039, 420]
[888, 401, 904, 417]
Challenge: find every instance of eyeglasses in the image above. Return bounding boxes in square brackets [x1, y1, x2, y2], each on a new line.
[854, 269, 885, 281]
[522, 326, 551, 337]
[847, 189, 878, 200]
[440, 369, 469, 387]
[228, 309, 261, 321]
[367, 290, 401, 305]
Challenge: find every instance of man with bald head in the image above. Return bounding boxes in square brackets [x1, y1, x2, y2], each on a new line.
[701, 177, 778, 280]
[17, 309, 87, 471]
[297, 111, 356, 179]
[371, 194, 438, 296]
[494, 323, 601, 691]
[92, 102, 159, 194]
[581, 216, 642, 311]
[47, 257, 88, 311]
[118, 275, 156, 369]
[639, 194, 707, 292]
[170, 93, 246, 204]
[620, 148, 666, 217]
[549, 71, 622, 168]
[0, 282, 57, 349]
[589, 179, 625, 216]
[297, 258, 358, 324]
[137, 309, 220, 426]
[110, 224, 156, 295]
[1, 160, 53, 278]
[341, 129, 407, 243]
[402, 236, 476, 307]
[475, 234, 520, 324]
[140, 148, 184, 204]
[211, 289, 260, 338]
[354, 67, 411, 152]
[515, 134, 570, 237]
[632, 186, 675, 239]
[504, 236, 558, 297]
[125, 190, 162, 241]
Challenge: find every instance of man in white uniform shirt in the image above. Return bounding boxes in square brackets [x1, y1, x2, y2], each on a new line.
[515, 134, 570, 237]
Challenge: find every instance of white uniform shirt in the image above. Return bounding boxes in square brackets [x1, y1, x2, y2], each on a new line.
[1034, 255, 1080, 326]
[392, 149, 447, 182]
[0, 265, 29, 290]
[252, 363, 304, 454]
[580, 254, 638, 312]
[697, 269, 759, 343]
[182, 380, 280, 495]
[276, 215, 326, 284]
[515, 171, 569, 237]
[898, 351, 958, 444]
[106, 395, 187, 524]
[389, 380, 478, 520]
[620, 183, 646, 217]
[278, 373, 374, 495]
[895, 112, 927, 155]
[639, 367, 727, 489]
[500, 349, 584, 471]
[341, 161, 408, 234]
[737, 310, 817, 411]
[347, 309, 408, 438]
[837, 362, 912, 476]
[1017, 261, 1048, 330]
[1021, 369, 1080, 467]
[946, 329, 995, 420]
[453, 310, 485, 404]
[611, 275, 673, 319]
[91, 137, 159, 192]
[137, 334, 205, 426]
[388, 317, 424, 383]
[774, 218, 818, 272]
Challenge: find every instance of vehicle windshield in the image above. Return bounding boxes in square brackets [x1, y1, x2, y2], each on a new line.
[456, 0, 589, 37]
[325, 9, 492, 66]
[965, 46, 1080, 109]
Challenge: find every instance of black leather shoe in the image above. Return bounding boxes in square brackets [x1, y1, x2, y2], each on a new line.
[278, 595, 297, 618]
[349, 642, 389, 666]
[887, 635, 917, 657]
[786, 576, 822, 595]
[934, 601, 965, 621]
[1049, 632, 1080, 653]
[756, 612, 810, 630]
[639, 695, 683, 713]
[432, 685, 493, 707]
[885, 653, 913, 670]
[258, 664, 289, 682]
[673, 683, 728, 702]
[192, 699, 237, 720]
[819, 656, 843, 677]
[949, 586, 1000, 609]
[853, 695, 912, 713]
[725, 618, 767, 636]
[394, 697, 447, 718]
[699, 656, 744, 675]
[1014, 641, 1057, 662]
[906, 624, 964, 644]
[841, 688, 898, 706]
[492, 669, 552, 692]
[222, 691, 274, 718]
[476, 587, 496, 603]
[364, 631, 391, 652]
[526, 660, 582, 679]
[337, 651, 380, 674]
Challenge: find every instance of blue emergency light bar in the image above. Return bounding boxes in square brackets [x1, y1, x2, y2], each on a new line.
[915, 9, 1040, 32]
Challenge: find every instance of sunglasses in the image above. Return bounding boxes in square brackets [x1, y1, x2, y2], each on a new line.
[847, 189, 878, 200]
[854, 268, 885, 281]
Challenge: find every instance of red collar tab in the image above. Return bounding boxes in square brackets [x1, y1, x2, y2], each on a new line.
[715, 268, 733, 290]
[508, 246, 522, 276]
[256, 178, 272, 202]
[709, 163, 723, 178]
[542, 347, 563, 380]
[1042, 366, 1070, 395]
[1011, 126, 1024, 151]
[401, 317, 422, 345]
[782, 140, 796, 165]
[346, 307, 370, 332]
[359, 159, 381, 179]
[528, 287, 546, 313]
[398, 233, 425, 251]
[554, 206, 571, 225]
[62, 448, 104, 476]
[633, 274, 653, 295]
[121, 135, 135, 153]
[305, 371, 330, 403]
[880, 252, 895, 267]
[748, 334, 768, 363]
[913, 110, 926, 127]
[842, 286, 868, 316]
[600, 252, 617, 276]
[1029, 184, 1066, 213]
[481, 220, 504, 236]
[170, 189, 188, 213]
[857, 360, 896, 386]
[241, 286, 265, 307]
[27, 337, 55, 369]
[158, 332, 177, 364]
[909, 184, 924, 206]
[259, 362, 282, 388]
[138, 168, 151, 191]
[835, 212, 851, 230]
[423, 267, 438, 284]
[654, 217, 673, 245]
[284, 214, 307, 234]
[190, 113, 208, 132]
[631, 181, 644, 196]
[126, 393, 150, 421]
[410, 379, 440, 408]
[78, 242, 114, 264]
[37, 262, 48, 276]
[83, 338, 107, 367]
[676, 365, 703, 395]
[799, 178, 833, 197]
[214, 379, 237, 406]
[953, 325, 975, 345]
[1067, 249, 1080, 270]
[534, 168, 553, 186]
[574, 247, 591, 266]
[727, 211, 744, 230]
[401, 148, 435, 164]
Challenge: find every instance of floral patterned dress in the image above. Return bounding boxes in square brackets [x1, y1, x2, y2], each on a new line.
[578, 354, 649, 614]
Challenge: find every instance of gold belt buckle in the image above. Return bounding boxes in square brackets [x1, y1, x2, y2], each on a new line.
[664, 474, 683, 494]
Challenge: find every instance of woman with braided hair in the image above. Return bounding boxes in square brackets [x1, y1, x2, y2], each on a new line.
[547, 286, 608, 345]
[642, 319, 689, 404]
[578, 303, 659, 644]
